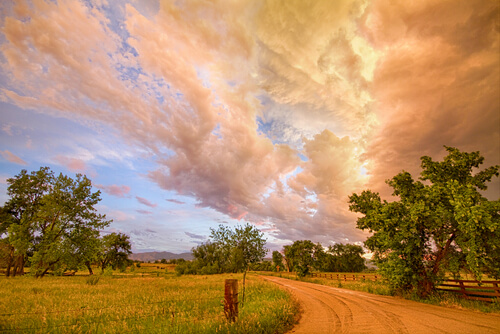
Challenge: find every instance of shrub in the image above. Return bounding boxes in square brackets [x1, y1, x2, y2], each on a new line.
[86, 275, 100, 285]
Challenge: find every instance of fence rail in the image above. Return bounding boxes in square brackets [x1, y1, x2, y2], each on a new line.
[436, 279, 500, 302]
[310, 273, 500, 302]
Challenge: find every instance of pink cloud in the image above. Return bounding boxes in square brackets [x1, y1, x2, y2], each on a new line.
[136, 196, 157, 208]
[95, 184, 131, 197]
[54, 155, 87, 173]
[360, 0, 500, 199]
[166, 199, 185, 205]
[1, 0, 496, 246]
[0, 150, 27, 165]
[136, 209, 153, 215]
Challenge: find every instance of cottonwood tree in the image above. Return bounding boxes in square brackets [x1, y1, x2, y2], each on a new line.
[272, 250, 284, 271]
[209, 223, 267, 274]
[349, 147, 500, 297]
[2, 167, 111, 277]
[99, 232, 132, 271]
[283, 240, 318, 277]
[327, 243, 366, 273]
[179, 224, 267, 275]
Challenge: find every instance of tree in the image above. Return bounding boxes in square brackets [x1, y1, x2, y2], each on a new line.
[283, 240, 317, 277]
[99, 232, 132, 271]
[2, 167, 111, 277]
[327, 243, 366, 272]
[272, 250, 284, 271]
[349, 147, 500, 297]
[209, 223, 267, 274]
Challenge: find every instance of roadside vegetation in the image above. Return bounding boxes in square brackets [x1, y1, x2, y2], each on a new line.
[261, 271, 500, 314]
[0, 267, 299, 333]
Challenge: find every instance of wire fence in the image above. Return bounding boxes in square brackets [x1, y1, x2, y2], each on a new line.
[0, 288, 256, 333]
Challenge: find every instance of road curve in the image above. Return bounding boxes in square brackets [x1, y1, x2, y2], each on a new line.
[262, 276, 500, 334]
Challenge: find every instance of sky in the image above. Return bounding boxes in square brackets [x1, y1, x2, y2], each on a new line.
[0, 0, 498, 254]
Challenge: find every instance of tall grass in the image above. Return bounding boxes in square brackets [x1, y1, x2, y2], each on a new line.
[0, 271, 299, 333]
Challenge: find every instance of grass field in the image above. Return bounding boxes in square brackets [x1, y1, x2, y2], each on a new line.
[0, 266, 299, 333]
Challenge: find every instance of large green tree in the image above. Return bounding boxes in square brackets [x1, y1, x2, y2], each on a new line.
[349, 147, 499, 296]
[209, 223, 267, 274]
[283, 240, 318, 277]
[2, 167, 111, 277]
[326, 243, 366, 273]
[179, 223, 267, 276]
[99, 232, 132, 272]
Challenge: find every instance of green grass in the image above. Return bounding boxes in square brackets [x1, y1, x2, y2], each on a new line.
[0, 270, 299, 333]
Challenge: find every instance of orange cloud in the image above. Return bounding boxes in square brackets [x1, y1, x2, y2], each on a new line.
[1, 0, 497, 246]
[360, 0, 500, 198]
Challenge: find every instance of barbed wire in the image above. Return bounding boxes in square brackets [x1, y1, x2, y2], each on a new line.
[0, 280, 263, 333]
[0, 295, 222, 317]
[0, 297, 229, 333]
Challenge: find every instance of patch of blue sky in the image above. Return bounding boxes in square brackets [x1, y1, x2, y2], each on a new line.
[226, 80, 237, 87]
[211, 123, 222, 139]
[195, 66, 212, 89]
[83, 0, 128, 39]
[298, 153, 308, 162]
[115, 63, 143, 84]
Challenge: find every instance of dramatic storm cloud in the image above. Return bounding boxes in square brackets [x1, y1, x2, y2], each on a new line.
[0, 0, 498, 252]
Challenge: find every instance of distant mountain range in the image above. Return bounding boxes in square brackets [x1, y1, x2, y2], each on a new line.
[129, 251, 194, 262]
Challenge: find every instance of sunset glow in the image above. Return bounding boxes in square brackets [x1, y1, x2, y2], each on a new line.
[0, 0, 498, 253]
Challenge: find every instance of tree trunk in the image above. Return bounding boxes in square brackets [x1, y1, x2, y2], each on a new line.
[12, 254, 21, 277]
[432, 233, 455, 276]
[6, 246, 14, 277]
[418, 276, 435, 298]
[86, 262, 94, 275]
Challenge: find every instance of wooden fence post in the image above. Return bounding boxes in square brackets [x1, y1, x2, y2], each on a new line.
[224, 279, 238, 322]
[493, 283, 500, 298]
[459, 281, 466, 297]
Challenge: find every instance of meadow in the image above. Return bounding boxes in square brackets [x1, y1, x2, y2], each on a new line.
[0, 264, 299, 333]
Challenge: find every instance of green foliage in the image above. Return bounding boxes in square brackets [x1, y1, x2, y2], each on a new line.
[326, 243, 367, 272]
[283, 240, 317, 277]
[1, 167, 111, 278]
[102, 266, 114, 276]
[183, 223, 268, 275]
[99, 232, 132, 272]
[349, 146, 500, 297]
[272, 250, 284, 271]
[282, 240, 366, 276]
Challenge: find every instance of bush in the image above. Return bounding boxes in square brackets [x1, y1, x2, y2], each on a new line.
[86, 275, 100, 285]
[102, 266, 113, 276]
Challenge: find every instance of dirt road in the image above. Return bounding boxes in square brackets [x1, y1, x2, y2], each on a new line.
[263, 276, 500, 334]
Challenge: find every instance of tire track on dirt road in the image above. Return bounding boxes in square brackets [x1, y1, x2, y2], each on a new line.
[262, 276, 500, 334]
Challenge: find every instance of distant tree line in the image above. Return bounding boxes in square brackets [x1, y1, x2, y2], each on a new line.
[272, 240, 366, 277]
[178, 225, 366, 277]
[0, 167, 132, 278]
